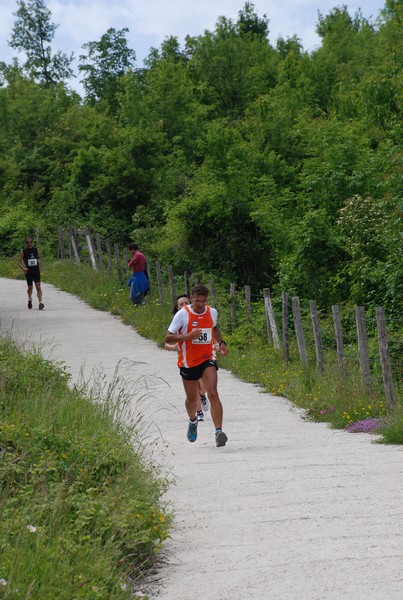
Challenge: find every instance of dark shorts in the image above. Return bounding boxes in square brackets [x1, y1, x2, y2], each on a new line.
[180, 360, 218, 381]
[25, 268, 40, 286]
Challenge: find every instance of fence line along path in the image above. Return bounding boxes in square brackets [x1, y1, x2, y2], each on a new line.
[55, 225, 398, 409]
[1, 278, 402, 600]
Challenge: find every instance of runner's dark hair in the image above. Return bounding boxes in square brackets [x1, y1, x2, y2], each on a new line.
[192, 284, 209, 297]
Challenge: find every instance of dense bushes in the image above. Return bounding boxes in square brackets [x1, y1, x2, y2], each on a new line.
[1, 2, 402, 315]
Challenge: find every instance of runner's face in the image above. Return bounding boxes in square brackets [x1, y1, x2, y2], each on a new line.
[177, 296, 190, 310]
[191, 294, 208, 314]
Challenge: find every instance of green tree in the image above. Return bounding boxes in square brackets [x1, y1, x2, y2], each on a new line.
[310, 5, 373, 112]
[185, 3, 277, 119]
[79, 28, 136, 111]
[8, 0, 73, 86]
[159, 118, 277, 284]
[337, 194, 403, 313]
[276, 208, 347, 304]
[237, 1, 269, 39]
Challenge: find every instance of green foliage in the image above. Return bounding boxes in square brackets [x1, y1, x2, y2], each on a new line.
[0, 336, 171, 597]
[185, 5, 276, 119]
[337, 194, 403, 314]
[8, 0, 73, 86]
[379, 403, 403, 444]
[79, 28, 136, 110]
[0, 198, 43, 255]
[276, 208, 348, 304]
[0, 1, 402, 315]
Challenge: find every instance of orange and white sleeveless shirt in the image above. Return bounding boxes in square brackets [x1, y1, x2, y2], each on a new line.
[168, 304, 218, 368]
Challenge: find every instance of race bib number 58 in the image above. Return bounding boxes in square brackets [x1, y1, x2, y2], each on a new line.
[192, 328, 212, 344]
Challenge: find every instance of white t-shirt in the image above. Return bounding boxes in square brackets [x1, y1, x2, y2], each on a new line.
[168, 305, 218, 335]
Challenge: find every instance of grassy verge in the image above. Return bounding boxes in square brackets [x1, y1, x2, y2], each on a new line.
[1, 257, 402, 445]
[0, 336, 171, 599]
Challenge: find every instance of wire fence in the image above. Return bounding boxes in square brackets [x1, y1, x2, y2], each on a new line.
[55, 226, 402, 411]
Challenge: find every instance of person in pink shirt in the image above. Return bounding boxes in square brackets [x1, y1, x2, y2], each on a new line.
[127, 243, 149, 305]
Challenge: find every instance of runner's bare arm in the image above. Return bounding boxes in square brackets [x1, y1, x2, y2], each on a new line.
[165, 342, 179, 351]
[165, 329, 201, 344]
[18, 251, 27, 272]
[213, 325, 228, 357]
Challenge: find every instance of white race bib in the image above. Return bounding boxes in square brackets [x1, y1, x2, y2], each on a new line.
[27, 258, 38, 267]
[192, 328, 212, 344]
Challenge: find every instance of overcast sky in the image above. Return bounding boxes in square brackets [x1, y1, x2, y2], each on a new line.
[0, 0, 386, 92]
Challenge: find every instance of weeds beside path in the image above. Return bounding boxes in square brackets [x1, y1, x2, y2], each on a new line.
[0, 337, 170, 598]
[3, 258, 399, 445]
[1, 275, 403, 600]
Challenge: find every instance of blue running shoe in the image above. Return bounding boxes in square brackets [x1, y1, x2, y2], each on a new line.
[187, 419, 198, 442]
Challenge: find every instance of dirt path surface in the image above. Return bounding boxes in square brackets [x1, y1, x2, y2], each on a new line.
[1, 279, 402, 600]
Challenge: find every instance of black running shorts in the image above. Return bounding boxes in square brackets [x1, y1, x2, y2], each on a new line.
[179, 360, 218, 381]
[25, 267, 40, 286]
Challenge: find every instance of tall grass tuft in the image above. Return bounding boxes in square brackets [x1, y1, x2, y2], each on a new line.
[0, 337, 171, 599]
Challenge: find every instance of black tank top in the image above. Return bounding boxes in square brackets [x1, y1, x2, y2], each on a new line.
[23, 247, 39, 269]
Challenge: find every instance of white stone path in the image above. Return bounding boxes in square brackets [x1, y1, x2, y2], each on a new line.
[1, 279, 402, 600]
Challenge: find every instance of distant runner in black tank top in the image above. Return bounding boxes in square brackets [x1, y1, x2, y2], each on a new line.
[18, 236, 44, 310]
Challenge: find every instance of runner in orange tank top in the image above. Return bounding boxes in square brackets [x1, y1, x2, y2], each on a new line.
[165, 294, 210, 421]
[165, 284, 229, 447]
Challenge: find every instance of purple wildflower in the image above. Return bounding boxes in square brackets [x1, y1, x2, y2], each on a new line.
[345, 417, 386, 433]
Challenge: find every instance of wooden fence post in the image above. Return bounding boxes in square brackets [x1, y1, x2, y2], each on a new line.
[105, 239, 113, 272]
[245, 285, 252, 339]
[68, 225, 75, 259]
[355, 306, 371, 395]
[282, 292, 289, 364]
[376, 307, 396, 411]
[86, 227, 98, 271]
[156, 261, 164, 304]
[245, 285, 252, 323]
[292, 296, 308, 364]
[264, 289, 273, 345]
[123, 248, 129, 276]
[263, 289, 280, 350]
[70, 235, 81, 264]
[114, 243, 122, 281]
[332, 305, 346, 380]
[310, 300, 324, 373]
[58, 228, 65, 259]
[65, 228, 70, 259]
[95, 233, 103, 269]
[145, 261, 153, 301]
[230, 283, 236, 331]
[168, 266, 176, 307]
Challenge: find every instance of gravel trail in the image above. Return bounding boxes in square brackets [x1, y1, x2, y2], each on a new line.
[1, 278, 402, 600]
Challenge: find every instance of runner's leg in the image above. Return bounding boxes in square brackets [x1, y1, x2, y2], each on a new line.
[182, 379, 200, 421]
[201, 367, 223, 429]
[35, 281, 42, 303]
